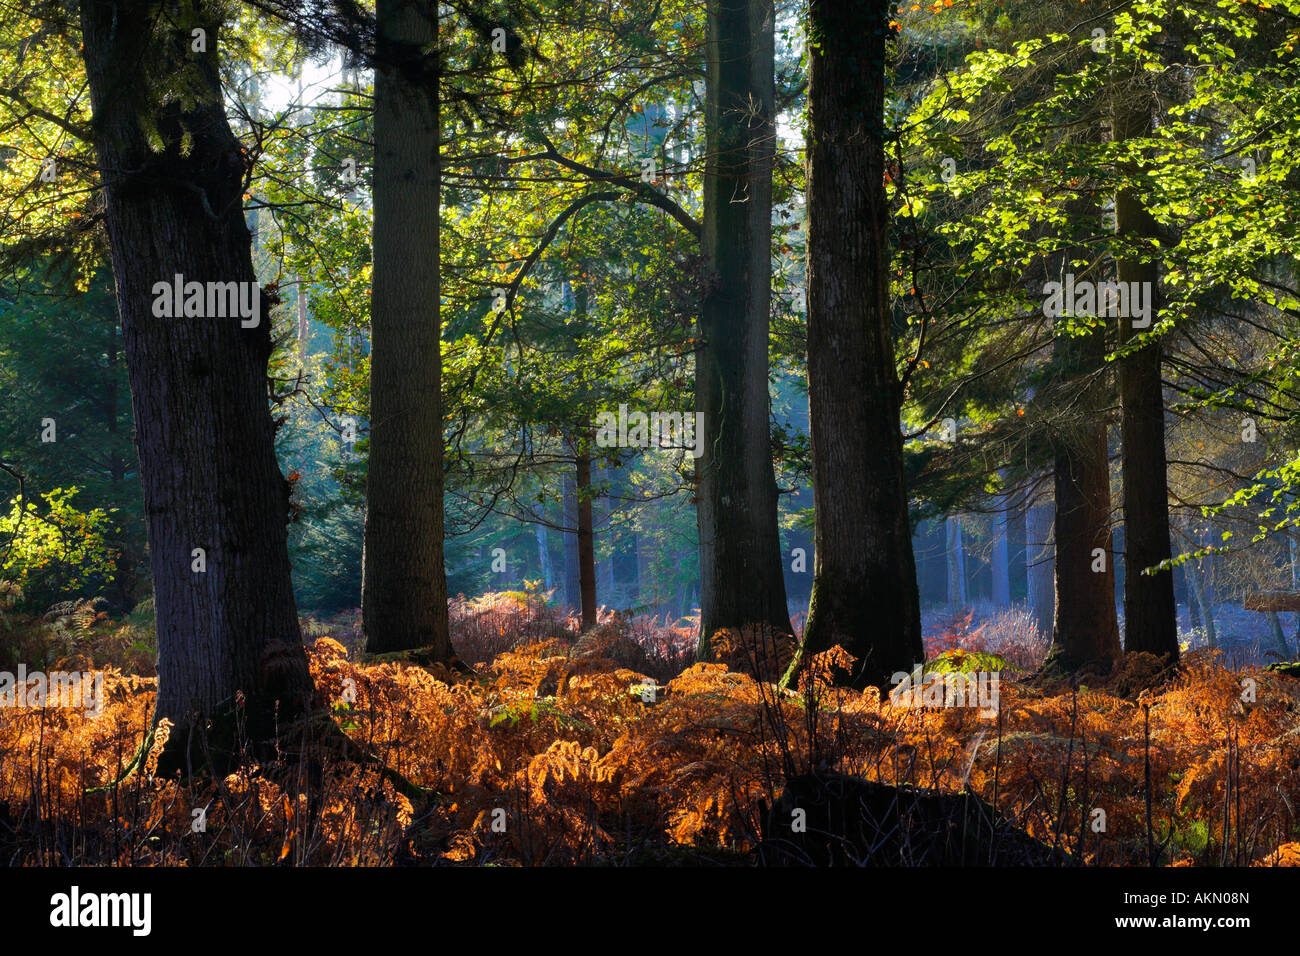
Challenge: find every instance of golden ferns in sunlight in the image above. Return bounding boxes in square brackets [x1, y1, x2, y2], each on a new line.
[2, 621, 1299, 865]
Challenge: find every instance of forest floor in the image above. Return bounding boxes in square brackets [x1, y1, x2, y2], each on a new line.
[1, 592, 1299, 866]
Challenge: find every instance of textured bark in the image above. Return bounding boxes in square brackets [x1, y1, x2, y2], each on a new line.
[1114, 82, 1179, 660]
[104, 325, 137, 612]
[1046, 326, 1122, 671]
[786, 0, 923, 690]
[695, 0, 792, 657]
[362, 0, 453, 656]
[79, 0, 313, 761]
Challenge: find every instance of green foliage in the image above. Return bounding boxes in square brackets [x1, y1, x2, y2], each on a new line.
[0, 487, 120, 611]
[0, 265, 146, 608]
[926, 648, 1011, 675]
[10, 0, 1300, 641]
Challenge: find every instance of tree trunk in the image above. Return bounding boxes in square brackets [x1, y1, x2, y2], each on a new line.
[362, 0, 453, 657]
[597, 464, 617, 604]
[946, 515, 968, 608]
[785, 0, 923, 691]
[636, 530, 653, 611]
[1008, 498, 1027, 602]
[562, 470, 581, 611]
[1266, 610, 1289, 660]
[695, 0, 792, 657]
[535, 521, 554, 593]
[1114, 80, 1179, 661]
[992, 475, 1012, 606]
[1027, 500, 1055, 637]
[1185, 553, 1216, 649]
[79, 0, 313, 765]
[104, 319, 137, 611]
[1290, 534, 1299, 645]
[1046, 319, 1121, 671]
[296, 276, 310, 366]
[1183, 563, 1201, 630]
[576, 439, 598, 629]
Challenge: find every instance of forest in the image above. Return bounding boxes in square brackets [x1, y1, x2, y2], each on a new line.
[0, 0, 1299, 898]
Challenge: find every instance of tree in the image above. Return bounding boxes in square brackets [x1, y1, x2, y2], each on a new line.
[694, 0, 792, 657]
[574, 430, 599, 627]
[946, 515, 967, 606]
[785, 0, 923, 691]
[1114, 68, 1178, 660]
[1045, 293, 1122, 671]
[1027, 499, 1055, 636]
[78, 0, 313, 766]
[362, 0, 456, 657]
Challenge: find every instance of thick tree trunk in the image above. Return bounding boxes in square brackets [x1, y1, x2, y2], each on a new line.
[362, 0, 453, 656]
[695, 0, 792, 657]
[1115, 82, 1179, 661]
[1046, 324, 1121, 671]
[785, 0, 923, 691]
[104, 323, 137, 611]
[79, 0, 313, 764]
